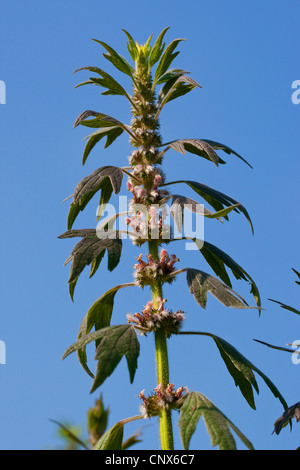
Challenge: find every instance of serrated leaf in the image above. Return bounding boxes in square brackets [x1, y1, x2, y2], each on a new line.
[154, 38, 185, 85]
[81, 127, 124, 164]
[158, 76, 201, 109]
[163, 139, 220, 166]
[74, 110, 126, 130]
[163, 180, 253, 233]
[179, 332, 288, 413]
[148, 27, 170, 69]
[186, 268, 250, 309]
[92, 39, 134, 77]
[74, 66, 132, 102]
[93, 421, 124, 450]
[179, 392, 254, 450]
[67, 166, 123, 230]
[201, 139, 253, 168]
[58, 229, 122, 284]
[180, 237, 261, 309]
[62, 325, 140, 392]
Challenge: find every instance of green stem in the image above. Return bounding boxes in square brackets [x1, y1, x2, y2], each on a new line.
[148, 240, 174, 450]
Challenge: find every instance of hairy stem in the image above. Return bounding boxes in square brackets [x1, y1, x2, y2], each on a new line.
[148, 240, 174, 450]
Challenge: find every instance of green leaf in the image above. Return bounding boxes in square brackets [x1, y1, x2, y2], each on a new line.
[158, 76, 201, 109]
[58, 229, 122, 284]
[93, 421, 124, 450]
[92, 39, 134, 77]
[169, 195, 240, 235]
[268, 299, 300, 315]
[163, 180, 254, 233]
[62, 325, 140, 392]
[180, 237, 261, 309]
[148, 27, 170, 69]
[253, 338, 296, 354]
[178, 332, 288, 412]
[50, 420, 89, 450]
[201, 139, 253, 168]
[81, 127, 124, 165]
[154, 38, 185, 85]
[178, 392, 254, 450]
[162, 139, 220, 166]
[122, 29, 138, 61]
[273, 402, 300, 435]
[67, 166, 123, 229]
[186, 268, 251, 309]
[74, 66, 132, 101]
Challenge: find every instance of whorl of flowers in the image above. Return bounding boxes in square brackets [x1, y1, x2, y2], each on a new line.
[139, 383, 187, 419]
[132, 250, 179, 287]
[127, 297, 184, 337]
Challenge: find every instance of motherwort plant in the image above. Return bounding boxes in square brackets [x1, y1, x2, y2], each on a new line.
[59, 28, 287, 450]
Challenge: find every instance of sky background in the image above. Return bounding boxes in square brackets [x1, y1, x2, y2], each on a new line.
[1, 0, 299, 450]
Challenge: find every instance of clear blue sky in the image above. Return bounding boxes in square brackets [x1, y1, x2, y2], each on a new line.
[1, 0, 299, 450]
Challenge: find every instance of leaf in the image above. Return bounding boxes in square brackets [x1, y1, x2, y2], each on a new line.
[253, 339, 297, 354]
[93, 421, 124, 450]
[74, 66, 132, 101]
[268, 299, 300, 316]
[73, 110, 127, 131]
[122, 29, 138, 61]
[163, 180, 253, 233]
[58, 229, 122, 284]
[201, 139, 253, 168]
[180, 237, 261, 309]
[178, 332, 288, 412]
[273, 402, 300, 435]
[158, 76, 201, 109]
[92, 39, 134, 77]
[148, 27, 170, 69]
[154, 38, 185, 85]
[178, 392, 254, 450]
[162, 139, 220, 166]
[76, 282, 133, 377]
[49, 419, 89, 450]
[67, 166, 123, 230]
[186, 268, 250, 309]
[93, 415, 143, 450]
[68, 166, 123, 230]
[81, 127, 124, 164]
[169, 195, 240, 235]
[62, 325, 140, 392]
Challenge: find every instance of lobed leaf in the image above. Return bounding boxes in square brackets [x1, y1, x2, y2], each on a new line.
[178, 392, 254, 450]
[179, 237, 261, 309]
[122, 29, 138, 61]
[162, 139, 220, 166]
[62, 325, 140, 392]
[92, 39, 134, 77]
[58, 229, 122, 284]
[178, 332, 288, 412]
[201, 139, 253, 168]
[186, 268, 250, 309]
[67, 166, 123, 230]
[163, 180, 254, 233]
[154, 38, 185, 85]
[148, 27, 170, 69]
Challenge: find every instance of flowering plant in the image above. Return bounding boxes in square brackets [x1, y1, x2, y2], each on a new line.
[60, 28, 287, 450]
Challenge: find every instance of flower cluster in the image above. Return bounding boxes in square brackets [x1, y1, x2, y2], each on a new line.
[139, 384, 187, 419]
[127, 297, 184, 337]
[132, 250, 179, 287]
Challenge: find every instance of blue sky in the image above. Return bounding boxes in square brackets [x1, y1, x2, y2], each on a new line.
[1, 0, 300, 450]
